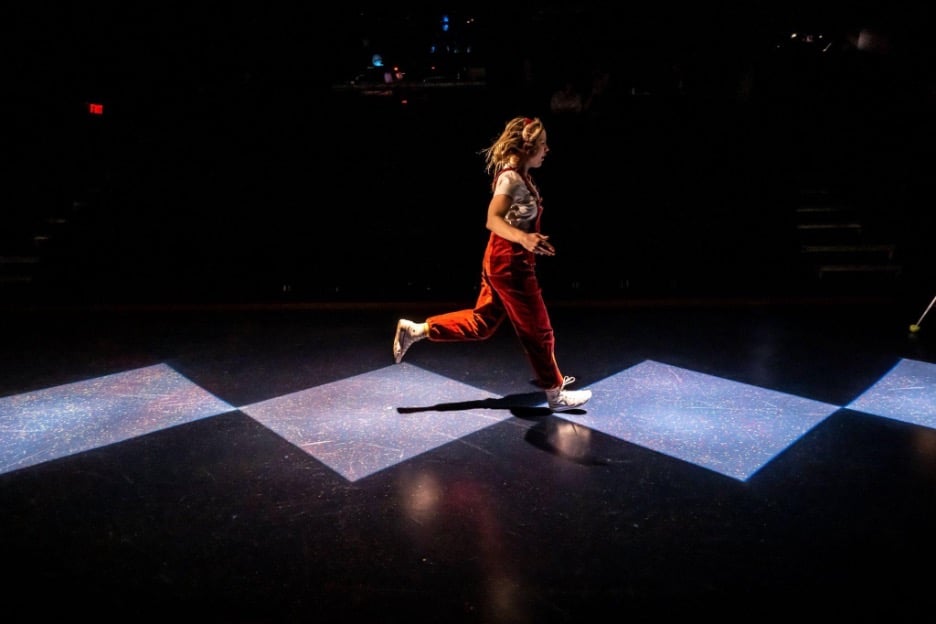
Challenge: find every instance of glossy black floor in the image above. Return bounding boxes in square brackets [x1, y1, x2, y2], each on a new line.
[1, 292, 934, 623]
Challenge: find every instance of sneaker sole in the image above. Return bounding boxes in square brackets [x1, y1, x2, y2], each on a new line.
[393, 321, 408, 364]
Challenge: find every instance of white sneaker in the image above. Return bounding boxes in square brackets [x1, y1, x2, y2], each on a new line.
[545, 376, 591, 411]
[393, 319, 425, 364]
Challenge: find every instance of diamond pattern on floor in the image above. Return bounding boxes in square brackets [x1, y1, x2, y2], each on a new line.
[239, 362, 510, 482]
[7, 358, 933, 483]
[555, 359, 841, 480]
[845, 358, 936, 428]
[0, 363, 236, 476]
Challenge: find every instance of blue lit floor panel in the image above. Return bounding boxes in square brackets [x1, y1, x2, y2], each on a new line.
[239, 362, 510, 482]
[1, 303, 934, 621]
[0, 363, 235, 476]
[845, 358, 936, 428]
[555, 359, 841, 481]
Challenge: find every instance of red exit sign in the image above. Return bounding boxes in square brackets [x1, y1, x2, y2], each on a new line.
[87, 102, 104, 115]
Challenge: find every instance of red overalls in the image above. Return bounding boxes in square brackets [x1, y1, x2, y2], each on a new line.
[424, 169, 565, 390]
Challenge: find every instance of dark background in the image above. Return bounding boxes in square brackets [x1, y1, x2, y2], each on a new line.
[5, 2, 935, 305]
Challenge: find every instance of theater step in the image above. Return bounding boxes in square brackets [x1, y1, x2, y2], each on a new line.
[793, 189, 903, 289]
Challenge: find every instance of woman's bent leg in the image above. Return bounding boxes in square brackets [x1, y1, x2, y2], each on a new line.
[427, 276, 506, 342]
[488, 270, 564, 389]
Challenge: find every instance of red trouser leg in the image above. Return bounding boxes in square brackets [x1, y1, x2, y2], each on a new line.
[426, 269, 564, 390]
[488, 268, 564, 390]
[427, 275, 505, 342]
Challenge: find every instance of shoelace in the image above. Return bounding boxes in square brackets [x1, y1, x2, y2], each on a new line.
[549, 376, 576, 393]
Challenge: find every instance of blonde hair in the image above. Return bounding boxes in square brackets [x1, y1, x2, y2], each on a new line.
[480, 116, 546, 176]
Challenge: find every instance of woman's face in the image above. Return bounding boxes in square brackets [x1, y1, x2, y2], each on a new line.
[527, 131, 549, 169]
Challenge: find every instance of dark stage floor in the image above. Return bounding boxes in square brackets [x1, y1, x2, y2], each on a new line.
[2, 296, 935, 623]
[6, 7, 936, 621]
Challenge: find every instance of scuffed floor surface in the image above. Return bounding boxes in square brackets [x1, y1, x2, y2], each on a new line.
[1, 299, 934, 623]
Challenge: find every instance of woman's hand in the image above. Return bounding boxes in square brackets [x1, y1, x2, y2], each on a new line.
[524, 232, 555, 256]
[486, 194, 555, 255]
